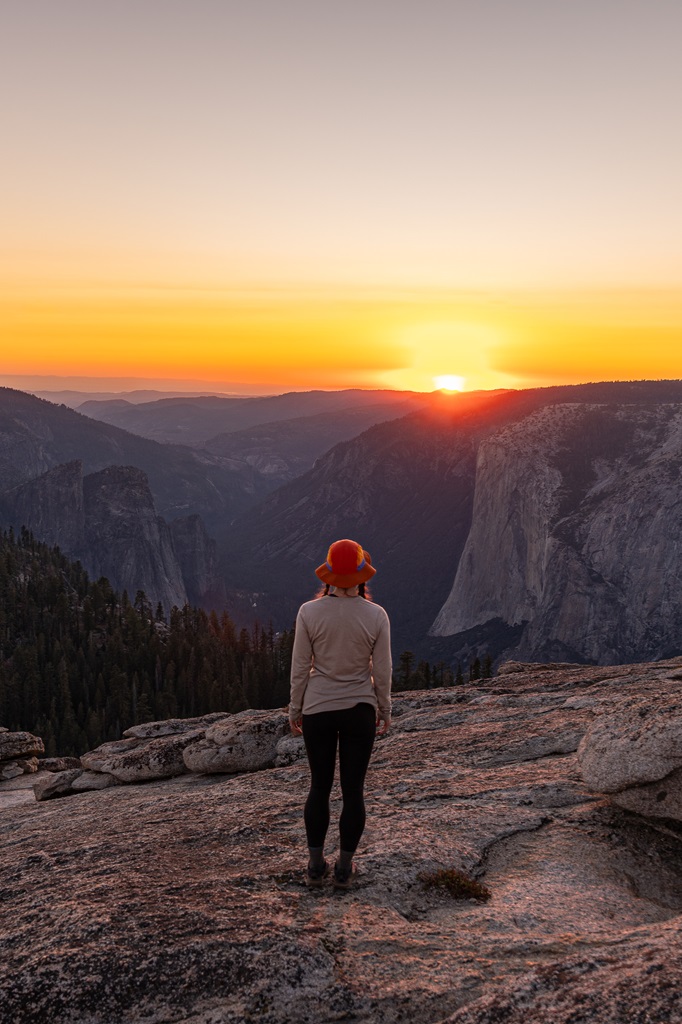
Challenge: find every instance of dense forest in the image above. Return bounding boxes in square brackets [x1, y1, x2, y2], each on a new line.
[0, 529, 482, 758]
[0, 528, 295, 756]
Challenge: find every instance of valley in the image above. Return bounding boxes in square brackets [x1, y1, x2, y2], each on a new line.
[2, 380, 682, 668]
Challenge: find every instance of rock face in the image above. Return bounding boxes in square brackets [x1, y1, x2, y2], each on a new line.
[39, 757, 83, 772]
[223, 380, 682, 664]
[33, 768, 90, 801]
[430, 398, 682, 664]
[79, 735, 197, 782]
[168, 513, 225, 608]
[4, 659, 682, 1023]
[0, 757, 39, 781]
[578, 694, 682, 793]
[5, 459, 188, 611]
[9, 460, 86, 551]
[82, 465, 187, 610]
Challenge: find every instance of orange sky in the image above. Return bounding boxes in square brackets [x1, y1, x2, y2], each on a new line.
[2, 2, 682, 395]
[3, 285, 681, 394]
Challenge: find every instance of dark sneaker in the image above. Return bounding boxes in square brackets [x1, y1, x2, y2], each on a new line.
[332, 861, 357, 890]
[305, 859, 330, 888]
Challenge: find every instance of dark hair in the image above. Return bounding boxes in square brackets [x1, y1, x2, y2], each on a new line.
[317, 582, 371, 600]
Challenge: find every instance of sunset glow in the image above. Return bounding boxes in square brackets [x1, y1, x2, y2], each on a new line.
[434, 375, 466, 392]
[1, 2, 682, 395]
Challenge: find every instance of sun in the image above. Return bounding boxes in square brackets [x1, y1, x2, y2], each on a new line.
[433, 374, 465, 392]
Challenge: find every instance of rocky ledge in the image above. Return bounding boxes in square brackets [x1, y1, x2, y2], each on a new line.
[0, 726, 44, 781]
[2, 659, 682, 1023]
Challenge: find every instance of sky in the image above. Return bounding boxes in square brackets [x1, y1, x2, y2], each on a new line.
[2, 0, 682, 394]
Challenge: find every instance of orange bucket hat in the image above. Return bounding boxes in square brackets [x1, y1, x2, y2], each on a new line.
[315, 538, 376, 588]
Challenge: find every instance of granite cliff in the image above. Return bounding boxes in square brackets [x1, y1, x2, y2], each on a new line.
[169, 513, 225, 608]
[430, 400, 682, 663]
[224, 382, 682, 664]
[5, 461, 190, 611]
[3, 659, 682, 1023]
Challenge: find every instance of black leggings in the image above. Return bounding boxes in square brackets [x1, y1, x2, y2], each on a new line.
[302, 702, 376, 854]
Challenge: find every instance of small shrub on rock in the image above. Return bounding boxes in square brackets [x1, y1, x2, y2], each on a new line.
[419, 867, 491, 902]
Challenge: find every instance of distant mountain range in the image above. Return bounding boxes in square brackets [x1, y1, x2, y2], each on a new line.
[2, 380, 682, 667]
[77, 388, 430, 446]
[0, 387, 264, 528]
[33, 389, 240, 407]
[0, 386, 431, 610]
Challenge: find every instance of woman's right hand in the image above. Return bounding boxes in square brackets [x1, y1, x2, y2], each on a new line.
[289, 716, 303, 736]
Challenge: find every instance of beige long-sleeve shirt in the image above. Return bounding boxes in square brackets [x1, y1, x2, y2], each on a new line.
[289, 593, 392, 719]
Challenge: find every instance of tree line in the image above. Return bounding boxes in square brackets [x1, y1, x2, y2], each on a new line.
[394, 649, 493, 690]
[0, 528, 293, 756]
[0, 528, 491, 758]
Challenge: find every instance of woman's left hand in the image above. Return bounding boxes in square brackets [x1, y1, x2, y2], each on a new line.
[376, 713, 391, 735]
[290, 717, 303, 736]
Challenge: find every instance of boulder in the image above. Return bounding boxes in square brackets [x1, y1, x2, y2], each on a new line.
[80, 737, 143, 773]
[33, 768, 120, 800]
[34, 769, 84, 801]
[183, 709, 289, 774]
[123, 712, 231, 739]
[0, 731, 45, 760]
[496, 661, 527, 675]
[82, 732, 204, 782]
[71, 771, 120, 792]
[496, 661, 578, 676]
[1, 763, 24, 781]
[275, 734, 306, 767]
[610, 766, 682, 821]
[577, 697, 682, 792]
[40, 757, 83, 772]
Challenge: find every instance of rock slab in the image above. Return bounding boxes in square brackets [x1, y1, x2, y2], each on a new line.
[3, 660, 682, 1024]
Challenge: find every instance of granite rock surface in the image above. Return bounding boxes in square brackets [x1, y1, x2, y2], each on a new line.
[182, 708, 290, 773]
[39, 756, 83, 771]
[429, 400, 682, 665]
[577, 694, 682, 792]
[0, 730, 45, 761]
[2, 660, 682, 1023]
[80, 731, 204, 783]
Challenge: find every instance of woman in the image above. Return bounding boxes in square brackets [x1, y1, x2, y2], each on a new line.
[289, 538, 392, 889]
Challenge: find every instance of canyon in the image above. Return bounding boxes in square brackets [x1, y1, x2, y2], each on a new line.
[2, 380, 682, 665]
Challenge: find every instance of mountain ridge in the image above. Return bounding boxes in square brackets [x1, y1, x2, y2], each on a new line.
[222, 380, 682, 663]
